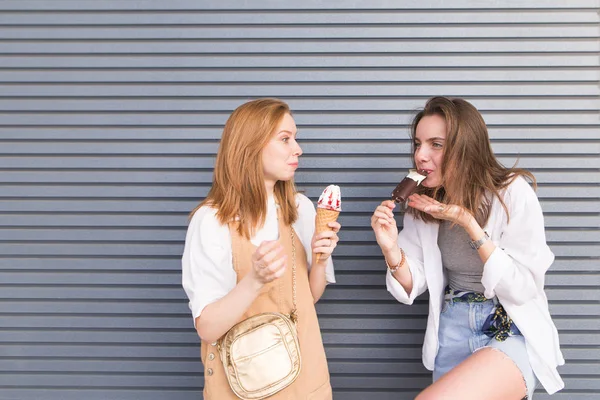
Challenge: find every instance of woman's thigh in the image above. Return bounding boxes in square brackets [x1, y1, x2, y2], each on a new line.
[485, 334, 537, 399]
[418, 347, 528, 400]
[433, 300, 479, 381]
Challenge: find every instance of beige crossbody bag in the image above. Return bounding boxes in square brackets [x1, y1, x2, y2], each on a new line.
[218, 229, 301, 399]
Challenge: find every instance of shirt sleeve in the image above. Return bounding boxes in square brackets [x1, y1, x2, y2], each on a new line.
[181, 206, 236, 325]
[294, 193, 336, 284]
[481, 176, 555, 305]
[386, 212, 428, 304]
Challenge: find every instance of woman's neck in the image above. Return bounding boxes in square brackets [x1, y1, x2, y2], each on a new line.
[264, 180, 276, 197]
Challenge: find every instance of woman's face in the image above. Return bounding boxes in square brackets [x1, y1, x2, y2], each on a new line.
[262, 113, 302, 185]
[414, 114, 446, 188]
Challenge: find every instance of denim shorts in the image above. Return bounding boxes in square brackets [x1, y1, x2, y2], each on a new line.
[433, 288, 538, 399]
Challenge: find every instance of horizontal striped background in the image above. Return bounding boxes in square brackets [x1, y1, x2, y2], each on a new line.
[1, 1, 599, 399]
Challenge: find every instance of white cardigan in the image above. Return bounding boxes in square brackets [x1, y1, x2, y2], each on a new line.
[182, 194, 335, 324]
[386, 176, 565, 394]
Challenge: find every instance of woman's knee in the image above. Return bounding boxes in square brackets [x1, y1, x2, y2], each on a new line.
[415, 384, 450, 400]
[415, 392, 433, 400]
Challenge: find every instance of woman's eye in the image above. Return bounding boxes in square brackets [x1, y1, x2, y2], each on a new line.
[282, 137, 289, 143]
[414, 142, 421, 148]
[433, 142, 443, 148]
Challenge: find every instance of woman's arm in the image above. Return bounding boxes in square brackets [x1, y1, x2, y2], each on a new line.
[372, 200, 412, 294]
[383, 245, 414, 294]
[372, 200, 428, 302]
[407, 177, 553, 305]
[480, 178, 554, 304]
[308, 262, 328, 303]
[195, 273, 264, 343]
[295, 193, 339, 303]
[308, 222, 340, 303]
[182, 209, 288, 343]
[463, 217, 495, 263]
[195, 240, 288, 343]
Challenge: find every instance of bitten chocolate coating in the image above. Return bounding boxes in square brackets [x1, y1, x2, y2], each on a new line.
[391, 177, 418, 203]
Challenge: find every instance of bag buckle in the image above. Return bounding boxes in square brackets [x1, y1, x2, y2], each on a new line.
[289, 310, 298, 324]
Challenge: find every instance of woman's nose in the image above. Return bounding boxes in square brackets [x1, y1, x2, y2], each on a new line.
[292, 140, 302, 156]
[415, 146, 429, 162]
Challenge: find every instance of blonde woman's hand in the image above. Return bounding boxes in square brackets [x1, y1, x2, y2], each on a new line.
[407, 194, 474, 228]
[249, 240, 287, 285]
[371, 200, 399, 253]
[312, 222, 341, 263]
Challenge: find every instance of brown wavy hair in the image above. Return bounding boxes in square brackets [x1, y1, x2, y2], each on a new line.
[408, 96, 535, 225]
[190, 98, 298, 239]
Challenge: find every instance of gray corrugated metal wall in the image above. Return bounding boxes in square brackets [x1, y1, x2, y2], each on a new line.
[1, 1, 599, 399]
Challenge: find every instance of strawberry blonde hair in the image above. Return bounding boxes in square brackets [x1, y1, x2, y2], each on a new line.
[191, 98, 298, 239]
[409, 96, 535, 225]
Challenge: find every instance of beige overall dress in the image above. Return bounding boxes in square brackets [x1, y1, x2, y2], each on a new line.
[200, 211, 332, 399]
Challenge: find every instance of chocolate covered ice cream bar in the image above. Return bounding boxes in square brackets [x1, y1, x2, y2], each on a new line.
[391, 169, 428, 203]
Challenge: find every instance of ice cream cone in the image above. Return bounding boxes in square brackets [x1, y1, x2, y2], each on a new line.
[314, 208, 340, 263]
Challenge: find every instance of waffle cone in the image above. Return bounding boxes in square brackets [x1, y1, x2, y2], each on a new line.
[314, 208, 340, 263]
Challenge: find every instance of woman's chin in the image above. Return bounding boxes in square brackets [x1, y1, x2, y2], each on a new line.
[422, 179, 440, 188]
[277, 174, 294, 182]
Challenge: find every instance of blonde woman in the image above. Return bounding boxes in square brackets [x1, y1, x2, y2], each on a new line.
[182, 98, 338, 399]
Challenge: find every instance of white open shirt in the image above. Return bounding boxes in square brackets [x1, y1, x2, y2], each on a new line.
[181, 193, 336, 323]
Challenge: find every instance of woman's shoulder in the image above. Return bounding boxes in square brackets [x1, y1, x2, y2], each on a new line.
[495, 175, 542, 219]
[503, 174, 537, 200]
[295, 192, 316, 215]
[188, 204, 229, 237]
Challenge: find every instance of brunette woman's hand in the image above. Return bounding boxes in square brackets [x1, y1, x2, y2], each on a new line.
[407, 194, 474, 228]
[371, 200, 399, 253]
[249, 240, 287, 285]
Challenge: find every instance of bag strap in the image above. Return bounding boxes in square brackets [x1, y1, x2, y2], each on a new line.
[229, 206, 298, 324]
[289, 228, 298, 324]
